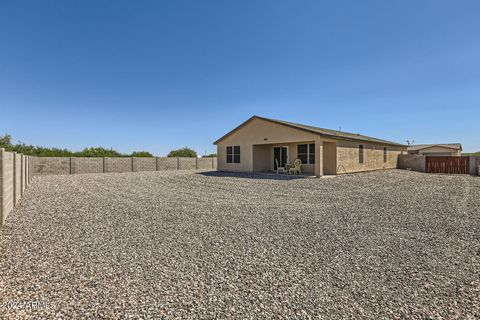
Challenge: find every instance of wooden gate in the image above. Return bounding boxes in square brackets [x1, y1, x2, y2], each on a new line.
[426, 156, 469, 174]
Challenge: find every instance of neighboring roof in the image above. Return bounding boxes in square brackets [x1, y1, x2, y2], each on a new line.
[407, 143, 463, 151]
[214, 115, 406, 146]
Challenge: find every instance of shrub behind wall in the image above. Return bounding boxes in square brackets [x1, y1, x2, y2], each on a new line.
[0, 134, 153, 157]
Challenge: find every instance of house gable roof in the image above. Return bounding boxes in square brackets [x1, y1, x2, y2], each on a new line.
[407, 143, 462, 151]
[214, 115, 406, 146]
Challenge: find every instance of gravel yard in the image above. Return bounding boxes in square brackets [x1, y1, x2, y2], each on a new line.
[0, 170, 479, 319]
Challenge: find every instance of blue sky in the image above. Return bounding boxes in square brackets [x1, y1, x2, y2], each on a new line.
[1, 0, 479, 155]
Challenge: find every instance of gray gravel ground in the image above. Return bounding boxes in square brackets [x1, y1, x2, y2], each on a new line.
[0, 170, 479, 319]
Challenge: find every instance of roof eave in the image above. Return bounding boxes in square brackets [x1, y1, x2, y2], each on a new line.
[408, 144, 462, 151]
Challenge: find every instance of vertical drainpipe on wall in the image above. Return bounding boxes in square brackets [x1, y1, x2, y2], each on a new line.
[70, 157, 73, 174]
[196, 157, 198, 170]
[103, 157, 106, 173]
[177, 157, 180, 170]
[155, 157, 158, 171]
[131, 157, 134, 172]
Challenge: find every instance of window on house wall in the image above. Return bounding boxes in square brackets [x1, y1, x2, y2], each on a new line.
[359, 145, 364, 164]
[226, 146, 240, 163]
[297, 144, 315, 164]
[309, 144, 315, 164]
[298, 144, 308, 164]
[233, 146, 240, 163]
[383, 147, 387, 163]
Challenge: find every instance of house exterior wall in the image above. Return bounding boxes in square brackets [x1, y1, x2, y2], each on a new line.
[252, 145, 271, 172]
[336, 141, 404, 174]
[408, 146, 461, 156]
[323, 142, 337, 175]
[216, 117, 406, 175]
[217, 117, 318, 172]
[254, 142, 316, 174]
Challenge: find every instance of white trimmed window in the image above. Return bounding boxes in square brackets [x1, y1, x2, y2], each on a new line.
[297, 144, 315, 164]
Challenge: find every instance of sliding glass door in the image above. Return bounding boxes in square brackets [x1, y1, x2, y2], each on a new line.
[273, 147, 288, 169]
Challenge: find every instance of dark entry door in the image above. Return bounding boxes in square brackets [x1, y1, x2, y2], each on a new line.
[273, 147, 288, 169]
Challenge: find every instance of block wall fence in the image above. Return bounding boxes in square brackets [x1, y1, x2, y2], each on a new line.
[398, 154, 478, 175]
[33, 156, 217, 176]
[0, 154, 216, 226]
[0, 149, 35, 226]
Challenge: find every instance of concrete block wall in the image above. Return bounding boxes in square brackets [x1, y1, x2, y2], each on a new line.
[398, 154, 426, 172]
[27, 156, 33, 185]
[104, 157, 132, 173]
[33, 157, 218, 176]
[34, 157, 70, 175]
[71, 157, 104, 174]
[14, 153, 22, 205]
[197, 157, 214, 170]
[0, 149, 35, 226]
[133, 158, 156, 172]
[156, 157, 178, 170]
[179, 157, 196, 170]
[1, 150, 14, 225]
[22, 155, 27, 194]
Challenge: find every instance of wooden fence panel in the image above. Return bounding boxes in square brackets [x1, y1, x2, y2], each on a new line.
[426, 156, 469, 174]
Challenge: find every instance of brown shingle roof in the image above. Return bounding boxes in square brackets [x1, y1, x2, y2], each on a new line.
[214, 116, 406, 146]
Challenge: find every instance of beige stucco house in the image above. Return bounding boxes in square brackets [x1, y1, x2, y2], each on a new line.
[214, 116, 407, 177]
[407, 144, 462, 156]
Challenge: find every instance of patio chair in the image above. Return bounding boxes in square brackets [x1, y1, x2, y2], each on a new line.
[275, 158, 286, 174]
[289, 159, 302, 175]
